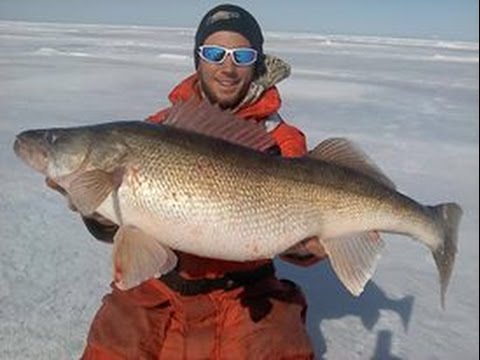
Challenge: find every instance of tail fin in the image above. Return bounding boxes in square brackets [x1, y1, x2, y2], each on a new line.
[429, 203, 463, 309]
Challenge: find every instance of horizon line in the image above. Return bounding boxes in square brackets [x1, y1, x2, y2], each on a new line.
[1, 18, 478, 45]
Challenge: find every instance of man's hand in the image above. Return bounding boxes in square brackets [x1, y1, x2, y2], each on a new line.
[279, 237, 328, 267]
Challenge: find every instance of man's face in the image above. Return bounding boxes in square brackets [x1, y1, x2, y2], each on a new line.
[197, 31, 255, 109]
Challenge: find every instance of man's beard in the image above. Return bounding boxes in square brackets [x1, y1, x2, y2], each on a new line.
[198, 74, 250, 110]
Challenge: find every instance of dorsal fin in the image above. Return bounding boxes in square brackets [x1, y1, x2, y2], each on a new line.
[308, 138, 396, 189]
[162, 97, 276, 151]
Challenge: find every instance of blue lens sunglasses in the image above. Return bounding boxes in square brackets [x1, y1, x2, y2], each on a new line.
[198, 45, 258, 66]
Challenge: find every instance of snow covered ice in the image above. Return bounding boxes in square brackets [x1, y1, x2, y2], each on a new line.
[0, 20, 478, 359]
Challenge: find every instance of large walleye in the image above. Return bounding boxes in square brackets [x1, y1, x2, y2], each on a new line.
[13, 100, 462, 307]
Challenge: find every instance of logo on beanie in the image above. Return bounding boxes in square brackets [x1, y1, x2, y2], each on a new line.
[206, 10, 240, 26]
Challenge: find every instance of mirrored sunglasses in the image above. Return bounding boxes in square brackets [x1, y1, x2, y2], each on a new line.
[198, 45, 258, 66]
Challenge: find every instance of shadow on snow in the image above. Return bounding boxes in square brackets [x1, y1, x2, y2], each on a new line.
[277, 260, 414, 359]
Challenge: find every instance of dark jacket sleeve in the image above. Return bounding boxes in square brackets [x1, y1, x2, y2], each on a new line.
[82, 215, 118, 243]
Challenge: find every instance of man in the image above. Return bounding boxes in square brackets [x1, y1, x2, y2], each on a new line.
[81, 4, 326, 359]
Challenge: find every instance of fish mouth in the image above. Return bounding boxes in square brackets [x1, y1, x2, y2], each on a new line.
[13, 131, 49, 174]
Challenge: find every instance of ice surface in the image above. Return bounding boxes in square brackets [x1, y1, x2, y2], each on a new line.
[0, 20, 478, 359]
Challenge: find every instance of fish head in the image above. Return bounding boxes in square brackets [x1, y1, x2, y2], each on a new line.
[14, 127, 92, 179]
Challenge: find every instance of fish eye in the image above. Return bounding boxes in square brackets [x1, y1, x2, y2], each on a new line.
[44, 131, 58, 145]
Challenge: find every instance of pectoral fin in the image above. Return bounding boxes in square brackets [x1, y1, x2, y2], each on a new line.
[68, 168, 124, 215]
[113, 225, 178, 290]
[321, 231, 385, 296]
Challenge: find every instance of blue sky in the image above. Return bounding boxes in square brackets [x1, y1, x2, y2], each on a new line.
[0, 0, 478, 41]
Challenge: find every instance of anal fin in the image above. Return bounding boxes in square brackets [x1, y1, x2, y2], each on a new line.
[321, 231, 385, 296]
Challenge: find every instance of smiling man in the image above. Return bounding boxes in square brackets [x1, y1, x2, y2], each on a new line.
[198, 31, 255, 109]
[81, 4, 325, 359]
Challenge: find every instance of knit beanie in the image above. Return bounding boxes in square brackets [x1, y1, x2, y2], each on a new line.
[194, 4, 265, 74]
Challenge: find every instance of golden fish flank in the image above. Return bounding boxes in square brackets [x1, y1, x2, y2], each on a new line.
[13, 100, 462, 307]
